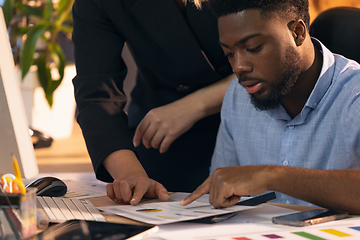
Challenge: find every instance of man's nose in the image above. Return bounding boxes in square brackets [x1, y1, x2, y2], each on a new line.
[232, 53, 252, 75]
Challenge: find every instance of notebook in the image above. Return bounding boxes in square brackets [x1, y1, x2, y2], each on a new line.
[37, 196, 106, 223]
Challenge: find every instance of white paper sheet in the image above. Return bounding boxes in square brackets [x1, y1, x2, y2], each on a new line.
[98, 192, 258, 225]
[146, 205, 360, 240]
[151, 217, 360, 240]
[63, 178, 107, 198]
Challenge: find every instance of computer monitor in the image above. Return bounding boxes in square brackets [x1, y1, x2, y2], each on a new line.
[0, 6, 39, 178]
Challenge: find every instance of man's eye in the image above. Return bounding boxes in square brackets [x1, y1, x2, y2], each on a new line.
[247, 45, 262, 52]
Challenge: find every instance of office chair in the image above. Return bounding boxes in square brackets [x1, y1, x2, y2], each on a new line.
[310, 7, 360, 64]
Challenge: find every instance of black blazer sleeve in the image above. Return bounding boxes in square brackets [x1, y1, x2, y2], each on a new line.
[72, 0, 135, 182]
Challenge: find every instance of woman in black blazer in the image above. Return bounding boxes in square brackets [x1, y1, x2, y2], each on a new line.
[72, 0, 234, 203]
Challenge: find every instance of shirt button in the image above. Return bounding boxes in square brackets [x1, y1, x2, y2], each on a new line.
[176, 84, 190, 93]
[288, 125, 294, 129]
[283, 159, 289, 166]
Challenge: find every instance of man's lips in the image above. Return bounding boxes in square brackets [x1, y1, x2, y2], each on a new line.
[239, 80, 262, 94]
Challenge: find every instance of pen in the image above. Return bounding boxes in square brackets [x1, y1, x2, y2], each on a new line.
[235, 192, 276, 206]
[185, 192, 276, 209]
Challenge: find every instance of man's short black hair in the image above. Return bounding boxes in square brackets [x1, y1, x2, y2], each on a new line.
[204, 0, 310, 28]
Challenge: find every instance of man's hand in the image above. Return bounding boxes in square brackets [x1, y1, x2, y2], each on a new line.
[106, 175, 169, 205]
[180, 165, 272, 208]
[133, 101, 201, 153]
[181, 166, 360, 214]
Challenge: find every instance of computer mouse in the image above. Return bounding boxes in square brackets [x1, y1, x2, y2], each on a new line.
[26, 176, 67, 197]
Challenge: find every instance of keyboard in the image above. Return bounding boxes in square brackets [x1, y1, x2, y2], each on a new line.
[37, 196, 106, 223]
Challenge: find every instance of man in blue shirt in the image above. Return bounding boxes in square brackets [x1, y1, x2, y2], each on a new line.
[181, 0, 360, 214]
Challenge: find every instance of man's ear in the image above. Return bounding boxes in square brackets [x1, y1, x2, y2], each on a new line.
[289, 19, 307, 46]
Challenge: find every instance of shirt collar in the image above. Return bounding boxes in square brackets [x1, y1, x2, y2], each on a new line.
[304, 38, 335, 110]
[268, 38, 336, 122]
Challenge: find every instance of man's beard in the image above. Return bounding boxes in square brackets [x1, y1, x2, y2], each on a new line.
[250, 47, 302, 111]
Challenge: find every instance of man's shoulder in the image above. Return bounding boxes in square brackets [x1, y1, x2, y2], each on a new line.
[329, 55, 360, 119]
[333, 54, 360, 91]
[334, 54, 360, 76]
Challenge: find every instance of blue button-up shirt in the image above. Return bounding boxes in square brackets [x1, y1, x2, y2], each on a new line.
[210, 39, 360, 206]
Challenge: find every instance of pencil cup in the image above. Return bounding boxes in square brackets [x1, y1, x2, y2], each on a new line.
[20, 187, 37, 239]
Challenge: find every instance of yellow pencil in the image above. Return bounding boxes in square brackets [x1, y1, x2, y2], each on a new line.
[11, 153, 22, 180]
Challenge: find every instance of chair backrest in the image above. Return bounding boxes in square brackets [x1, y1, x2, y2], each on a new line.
[310, 7, 360, 64]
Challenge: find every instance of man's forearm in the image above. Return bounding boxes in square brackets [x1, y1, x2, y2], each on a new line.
[270, 166, 360, 214]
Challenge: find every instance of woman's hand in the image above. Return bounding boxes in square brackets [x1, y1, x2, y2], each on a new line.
[133, 100, 200, 153]
[103, 149, 169, 204]
[106, 174, 169, 205]
[133, 74, 235, 153]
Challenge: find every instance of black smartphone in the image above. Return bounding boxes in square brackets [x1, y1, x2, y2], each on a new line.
[272, 209, 348, 227]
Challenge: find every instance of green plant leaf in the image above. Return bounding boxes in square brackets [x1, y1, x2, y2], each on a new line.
[65, 13, 73, 22]
[36, 52, 54, 107]
[35, 52, 50, 92]
[50, 77, 63, 94]
[59, 25, 73, 34]
[3, 0, 14, 28]
[17, 4, 43, 18]
[52, 42, 65, 81]
[11, 26, 29, 36]
[57, 0, 73, 19]
[8, 0, 74, 107]
[36, 45, 65, 107]
[56, 0, 74, 24]
[45, 93, 54, 107]
[20, 23, 47, 80]
[43, 0, 54, 22]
